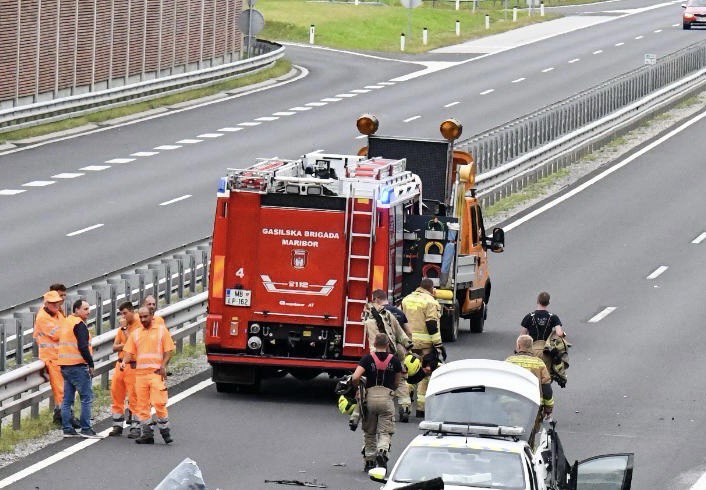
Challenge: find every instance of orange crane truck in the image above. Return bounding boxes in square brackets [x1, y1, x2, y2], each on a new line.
[205, 116, 504, 392]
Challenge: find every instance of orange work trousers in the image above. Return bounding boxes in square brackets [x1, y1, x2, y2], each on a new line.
[134, 372, 169, 421]
[110, 362, 137, 416]
[45, 359, 64, 406]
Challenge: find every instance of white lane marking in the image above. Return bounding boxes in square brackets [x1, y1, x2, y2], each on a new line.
[105, 158, 135, 164]
[512, 77, 526, 83]
[79, 165, 110, 171]
[238, 122, 261, 127]
[351, 89, 370, 93]
[66, 223, 104, 237]
[673, 23, 680, 26]
[654, 29, 662, 32]
[480, 89, 495, 95]
[378, 82, 395, 85]
[646, 265, 668, 280]
[197, 133, 223, 138]
[568, 58, 580, 63]
[615, 42, 624, 46]
[542, 67, 555, 73]
[444, 101, 460, 107]
[635, 35, 644, 39]
[0, 378, 214, 489]
[691, 232, 706, 244]
[355, 135, 367, 139]
[593, 50, 603, 54]
[22, 180, 55, 187]
[52, 173, 84, 179]
[320, 98, 341, 102]
[365, 85, 384, 89]
[335, 93, 357, 98]
[689, 469, 706, 490]
[306, 102, 327, 107]
[217, 127, 242, 132]
[176, 139, 203, 143]
[290, 106, 312, 111]
[588, 307, 617, 323]
[404, 115, 421, 123]
[0, 189, 26, 195]
[130, 151, 158, 157]
[503, 107, 706, 233]
[154, 144, 182, 150]
[159, 194, 192, 206]
[255, 117, 279, 122]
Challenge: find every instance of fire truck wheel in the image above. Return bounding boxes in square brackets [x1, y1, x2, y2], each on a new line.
[440, 305, 459, 343]
[469, 302, 486, 334]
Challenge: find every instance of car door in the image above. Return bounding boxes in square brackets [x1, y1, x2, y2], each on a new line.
[569, 453, 634, 490]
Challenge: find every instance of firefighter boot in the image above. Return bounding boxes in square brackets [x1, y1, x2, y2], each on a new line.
[160, 428, 173, 444]
[135, 423, 155, 445]
[128, 424, 141, 439]
[363, 459, 376, 472]
[375, 450, 389, 470]
[399, 406, 410, 423]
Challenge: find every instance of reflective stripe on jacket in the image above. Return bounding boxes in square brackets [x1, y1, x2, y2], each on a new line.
[123, 323, 176, 375]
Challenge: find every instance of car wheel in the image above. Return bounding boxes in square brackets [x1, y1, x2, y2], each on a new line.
[684, 23, 692, 29]
[440, 304, 459, 342]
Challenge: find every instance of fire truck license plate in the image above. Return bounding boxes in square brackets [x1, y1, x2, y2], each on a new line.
[225, 289, 251, 307]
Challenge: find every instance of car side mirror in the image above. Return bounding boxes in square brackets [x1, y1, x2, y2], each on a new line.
[368, 467, 388, 483]
[682, 3, 687, 7]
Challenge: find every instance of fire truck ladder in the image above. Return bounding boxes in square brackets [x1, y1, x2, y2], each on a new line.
[342, 188, 377, 349]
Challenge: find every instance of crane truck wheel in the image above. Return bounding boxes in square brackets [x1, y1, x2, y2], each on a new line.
[440, 303, 460, 342]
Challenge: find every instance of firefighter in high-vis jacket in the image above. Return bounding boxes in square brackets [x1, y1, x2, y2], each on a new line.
[401, 278, 446, 418]
[505, 335, 554, 449]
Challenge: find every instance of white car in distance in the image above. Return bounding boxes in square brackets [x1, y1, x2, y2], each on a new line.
[369, 360, 633, 490]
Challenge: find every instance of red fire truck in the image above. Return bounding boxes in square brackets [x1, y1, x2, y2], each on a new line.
[205, 116, 505, 391]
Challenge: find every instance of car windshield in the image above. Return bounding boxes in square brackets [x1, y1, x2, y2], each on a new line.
[425, 387, 538, 440]
[688, 0, 706, 6]
[392, 446, 526, 489]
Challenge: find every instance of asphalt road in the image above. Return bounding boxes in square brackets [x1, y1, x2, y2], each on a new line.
[0, 0, 699, 308]
[3, 104, 706, 490]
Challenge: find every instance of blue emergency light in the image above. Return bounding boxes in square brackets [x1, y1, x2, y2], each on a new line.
[380, 186, 394, 205]
[217, 177, 227, 194]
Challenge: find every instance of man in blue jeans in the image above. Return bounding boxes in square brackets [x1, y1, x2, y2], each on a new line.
[57, 299, 101, 438]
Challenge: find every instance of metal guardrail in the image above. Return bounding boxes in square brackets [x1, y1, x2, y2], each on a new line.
[0, 40, 283, 132]
[0, 238, 211, 371]
[459, 40, 706, 207]
[0, 293, 207, 435]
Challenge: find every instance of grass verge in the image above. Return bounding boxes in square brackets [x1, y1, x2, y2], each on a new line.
[0, 59, 292, 145]
[483, 168, 569, 220]
[260, 0, 559, 53]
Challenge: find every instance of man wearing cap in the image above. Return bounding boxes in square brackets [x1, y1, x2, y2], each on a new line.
[34, 290, 69, 425]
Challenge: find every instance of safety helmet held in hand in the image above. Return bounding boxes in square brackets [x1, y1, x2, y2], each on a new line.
[338, 395, 357, 415]
[404, 353, 422, 377]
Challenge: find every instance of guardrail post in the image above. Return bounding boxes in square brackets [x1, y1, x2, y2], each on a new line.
[161, 260, 173, 304]
[30, 386, 40, 418]
[107, 283, 117, 330]
[135, 270, 147, 305]
[185, 252, 197, 293]
[92, 286, 104, 335]
[0, 320, 6, 371]
[175, 255, 187, 300]
[12, 315, 25, 366]
[147, 264, 162, 300]
[120, 273, 135, 305]
[197, 245, 211, 290]
[13, 394, 21, 430]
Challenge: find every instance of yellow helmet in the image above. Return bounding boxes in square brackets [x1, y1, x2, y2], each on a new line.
[338, 395, 357, 415]
[404, 353, 422, 377]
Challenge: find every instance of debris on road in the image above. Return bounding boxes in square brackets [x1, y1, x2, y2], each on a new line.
[264, 479, 327, 488]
